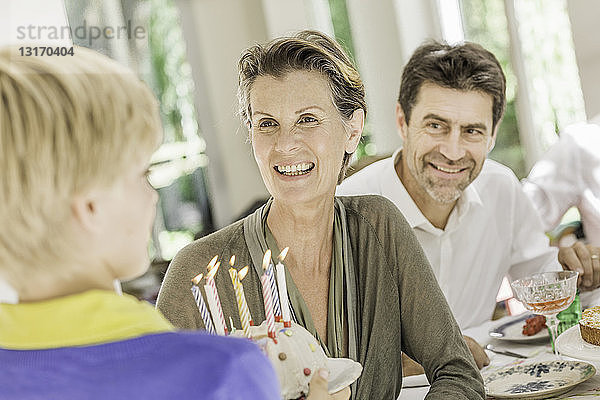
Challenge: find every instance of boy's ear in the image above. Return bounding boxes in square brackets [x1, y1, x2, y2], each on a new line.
[70, 190, 103, 233]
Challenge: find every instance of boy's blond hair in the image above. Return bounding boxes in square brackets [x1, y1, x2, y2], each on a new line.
[0, 46, 162, 286]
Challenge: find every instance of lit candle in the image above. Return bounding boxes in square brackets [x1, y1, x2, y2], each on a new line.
[261, 250, 277, 340]
[264, 252, 282, 322]
[229, 257, 253, 325]
[191, 273, 216, 334]
[204, 259, 228, 335]
[229, 265, 252, 338]
[238, 266, 253, 326]
[276, 247, 292, 327]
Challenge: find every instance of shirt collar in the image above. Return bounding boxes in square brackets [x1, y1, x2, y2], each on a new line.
[383, 148, 484, 232]
[0, 290, 174, 349]
[380, 149, 430, 229]
[450, 178, 483, 227]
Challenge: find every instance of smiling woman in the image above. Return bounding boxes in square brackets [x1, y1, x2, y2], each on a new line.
[249, 70, 362, 207]
[157, 30, 485, 400]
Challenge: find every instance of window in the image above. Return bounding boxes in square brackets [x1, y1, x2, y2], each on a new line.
[327, 0, 375, 158]
[64, 0, 213, 300]
[456, 0, 586, 177]
[456, 0, 526, 177]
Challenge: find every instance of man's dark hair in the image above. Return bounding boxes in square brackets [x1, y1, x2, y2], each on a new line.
[398, 40, 506, 129]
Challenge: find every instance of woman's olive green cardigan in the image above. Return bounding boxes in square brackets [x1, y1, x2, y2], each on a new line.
[157, 195, 484, 399]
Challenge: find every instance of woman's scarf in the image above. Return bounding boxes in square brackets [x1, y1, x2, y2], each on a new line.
[243, 197, 358, 362]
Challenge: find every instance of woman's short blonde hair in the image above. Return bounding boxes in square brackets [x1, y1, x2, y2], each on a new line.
[0, 46, 162, 285]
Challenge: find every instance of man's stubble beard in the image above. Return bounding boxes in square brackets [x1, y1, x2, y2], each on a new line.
[421, 174, 466, 204]
[414, 159, 476, 204]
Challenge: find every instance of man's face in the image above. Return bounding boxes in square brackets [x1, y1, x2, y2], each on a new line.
[398, 82, 496, 204]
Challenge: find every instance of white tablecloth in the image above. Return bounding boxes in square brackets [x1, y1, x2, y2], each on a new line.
[398, 316, 600, 399]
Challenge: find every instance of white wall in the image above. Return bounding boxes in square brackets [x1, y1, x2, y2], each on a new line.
[346, 0, 442, 155]
[0, 0, 71, 47]
[175, 0, 270, 227]
[346, 0, 404, 155]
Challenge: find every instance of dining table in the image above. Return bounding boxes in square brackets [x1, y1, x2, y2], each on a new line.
[398, 314, 600, 399]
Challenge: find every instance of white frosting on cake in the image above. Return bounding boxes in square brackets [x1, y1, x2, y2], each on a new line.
[581, 306, 600, 329]
[234, 321, 327, 399]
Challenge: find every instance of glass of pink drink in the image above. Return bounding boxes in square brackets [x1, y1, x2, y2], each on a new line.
[511, 271, 579, 357]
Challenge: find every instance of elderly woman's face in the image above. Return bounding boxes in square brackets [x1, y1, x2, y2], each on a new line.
[249, 70, 360, 205]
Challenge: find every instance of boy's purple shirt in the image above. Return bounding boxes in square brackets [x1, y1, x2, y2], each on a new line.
[0, 331, 280, 400]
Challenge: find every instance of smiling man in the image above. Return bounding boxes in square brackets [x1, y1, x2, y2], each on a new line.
[337, 41, 562, 373]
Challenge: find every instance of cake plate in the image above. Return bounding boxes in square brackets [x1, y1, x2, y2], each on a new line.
[555, 324, 600, 362]
[326, 358, 363, 394]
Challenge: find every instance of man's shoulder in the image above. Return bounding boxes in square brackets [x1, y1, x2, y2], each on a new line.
[471, 159, 534, 215]
[563, 121, 600, 137]
[475, 159, 521, 188]
[563, 122, 600, 151]
[337, 155, 393, 195]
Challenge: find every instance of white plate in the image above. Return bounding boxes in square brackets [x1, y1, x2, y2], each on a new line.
[326, 358, 362, 394]
[484, 360, 595, 399]
[489, 313, 550, 343]
[556, 324, 600, 361]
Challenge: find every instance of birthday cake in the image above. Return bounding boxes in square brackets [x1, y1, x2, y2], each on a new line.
[191, 251, 361, 398]
[234, 320, 327, 399]
[580, 306, 600, 346]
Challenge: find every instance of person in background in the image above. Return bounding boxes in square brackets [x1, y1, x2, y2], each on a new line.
[157, 31, 484, 400]
[0, 45, 316, 400]
[337, 40, 569, 375]
[523, 119, 600, 303]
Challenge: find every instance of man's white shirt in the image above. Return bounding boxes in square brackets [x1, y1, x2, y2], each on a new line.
[523, 122, 600, 246]
[337, 149, 560, 329]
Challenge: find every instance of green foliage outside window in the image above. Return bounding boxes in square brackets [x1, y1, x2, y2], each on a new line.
[460, 0, 526, 178]
[148, 0, 200, 144]
[511, 0, 586, 145]
[327, 0, 373, 159]
[147, 0, 208, 258]
[460, 0, 585, 177]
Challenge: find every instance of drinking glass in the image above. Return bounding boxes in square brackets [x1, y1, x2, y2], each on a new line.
[510, 271, 579, 357]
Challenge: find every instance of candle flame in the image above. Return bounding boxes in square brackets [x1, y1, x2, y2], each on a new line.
[191, 273, 204, 285]
[206, 255, 218, 272]
[262, 249, 272, 271]
[207, 261, 220, 279]
[278, 247, 289, 262]
[239, 266, 249, 280]
[229, 255, 236, 266]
